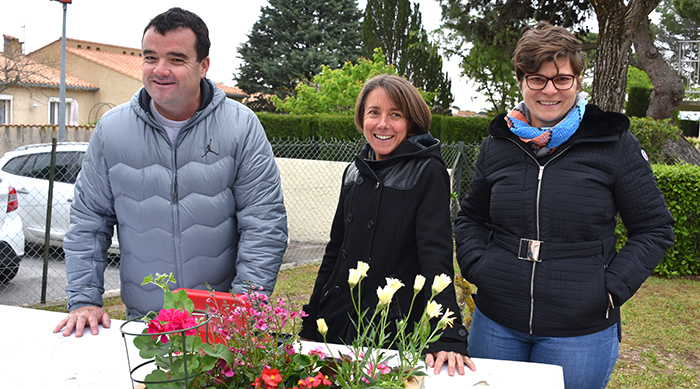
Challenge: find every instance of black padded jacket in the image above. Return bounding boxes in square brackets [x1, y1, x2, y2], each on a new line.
[454, 105, 675, 337]
[300, 134, 469, 354]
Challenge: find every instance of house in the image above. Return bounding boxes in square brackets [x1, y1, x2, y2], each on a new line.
[1, 35, 248, 125]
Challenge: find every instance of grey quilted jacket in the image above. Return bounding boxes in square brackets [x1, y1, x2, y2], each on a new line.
[64, 79, 288, 318]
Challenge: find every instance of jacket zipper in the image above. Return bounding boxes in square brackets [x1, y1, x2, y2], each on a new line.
[504, 137, 573, 334]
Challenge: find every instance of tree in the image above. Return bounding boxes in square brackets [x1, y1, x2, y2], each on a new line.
[362, 0, 454, 114]
[272, 48, 437, 115]
[436, 0, 593, 114]
[1, 36, 55, 95]
[235, 0, 363, 100]
[436, 0, 689, 117]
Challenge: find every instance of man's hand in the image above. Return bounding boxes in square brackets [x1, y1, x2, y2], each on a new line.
[53, 306, 111, 337]
[426, 350, 477, 376]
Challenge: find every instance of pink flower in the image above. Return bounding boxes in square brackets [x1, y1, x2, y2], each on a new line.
[308, 347, 326, 359]
[147, 308, 197, 342]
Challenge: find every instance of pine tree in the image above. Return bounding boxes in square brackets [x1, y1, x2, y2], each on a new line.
[362, 0, 454, 114]
[236, 0, 363, 101]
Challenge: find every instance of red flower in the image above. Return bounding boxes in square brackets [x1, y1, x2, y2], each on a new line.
[261, 367, 282, 388]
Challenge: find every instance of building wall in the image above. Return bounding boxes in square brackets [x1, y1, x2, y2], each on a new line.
[31, 41, 142, 123]
[4, 86, 97, 126]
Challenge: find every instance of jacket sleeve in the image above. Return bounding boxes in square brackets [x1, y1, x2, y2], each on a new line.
[415, 160, 469, 355]
[230, 113, 288, 295]
[454, 139, 493, 282]
[63, 124, 117, 311]
[606, 131, 675, 306]
[299, 166, 349, 340]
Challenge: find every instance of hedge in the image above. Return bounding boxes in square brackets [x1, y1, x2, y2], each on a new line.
[255, 113, 490, 143]
[616, 164, 700, 277]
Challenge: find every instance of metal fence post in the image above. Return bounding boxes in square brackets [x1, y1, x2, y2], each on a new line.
[451, 141, 465, 220]
[41, 138, 58, 304]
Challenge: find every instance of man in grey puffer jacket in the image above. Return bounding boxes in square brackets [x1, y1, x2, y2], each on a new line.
[54, 7, 287, 337]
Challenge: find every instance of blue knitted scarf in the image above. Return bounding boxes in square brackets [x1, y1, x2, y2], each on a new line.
[506, 94, 586, 157]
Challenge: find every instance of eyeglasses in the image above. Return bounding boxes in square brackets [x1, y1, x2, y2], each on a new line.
[524, 74, 577, 91]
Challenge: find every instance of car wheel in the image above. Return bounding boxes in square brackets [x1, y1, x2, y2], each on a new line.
[0, 242, 21, 284]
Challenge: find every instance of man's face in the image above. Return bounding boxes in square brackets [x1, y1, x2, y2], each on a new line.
[142, 26, 210, 121]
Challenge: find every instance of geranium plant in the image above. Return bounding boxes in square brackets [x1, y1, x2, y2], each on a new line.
[128, 273, 235, 389]
[126, 273, 331, 389]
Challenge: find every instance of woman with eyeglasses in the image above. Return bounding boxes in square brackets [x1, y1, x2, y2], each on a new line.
[454, 22, 674, 388]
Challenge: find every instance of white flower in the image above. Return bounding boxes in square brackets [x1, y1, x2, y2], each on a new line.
[438, 308, 456, 329]
[348, 269, 361, 288]
[385, 277, 404, 294]
[413, 275, 426, 293]
[431, 274, 452, 295]
[316, 318, 329, 337]
[376, 284, 397, 307]
[425, 300, 443, 318]
[356, 261, 370, 278]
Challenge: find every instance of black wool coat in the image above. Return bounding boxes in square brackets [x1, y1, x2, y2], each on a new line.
[300, 134, 469, 354]
[454, 104, 675, 337]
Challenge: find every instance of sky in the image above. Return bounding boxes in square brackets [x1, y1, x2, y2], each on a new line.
[3, 0, 489, 112]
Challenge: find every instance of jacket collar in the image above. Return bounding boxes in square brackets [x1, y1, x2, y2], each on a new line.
[357, 133, 446, 170]
[138, 78, 216, 116]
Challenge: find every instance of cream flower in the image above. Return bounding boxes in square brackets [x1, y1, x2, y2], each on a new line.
[438, 308, 456, 329]
[376, 285, 396, 307]
[356, 261, 370, 278]
[348, 269, 361, 288]
[431, 274, 452, 295]
[316, 318, 329, 337]
[385, 277, 404, 294]
[413, 275, 426, 293]
[425, 300, 443, 318]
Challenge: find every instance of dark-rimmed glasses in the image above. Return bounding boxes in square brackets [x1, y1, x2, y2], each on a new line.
[524, 74, 576, 91]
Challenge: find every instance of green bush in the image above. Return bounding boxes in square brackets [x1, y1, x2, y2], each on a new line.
[430, 115, 490, 144]
[257, 113, 317, 139]
[625, 86, 652, 118]
[678, 119, 699, 137]
[255, 113, 491, 144]
[628, 117, 682, 164]
[615, 164, 700, 276]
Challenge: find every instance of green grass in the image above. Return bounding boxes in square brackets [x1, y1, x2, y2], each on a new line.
[36, 264, 699, 387]
[608, 276, 700, 388]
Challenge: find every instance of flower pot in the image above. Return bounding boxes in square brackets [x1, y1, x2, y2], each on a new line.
[120, 309, 212, 389]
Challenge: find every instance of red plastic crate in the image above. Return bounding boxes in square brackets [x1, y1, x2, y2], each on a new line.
[175, 288, 249, 344]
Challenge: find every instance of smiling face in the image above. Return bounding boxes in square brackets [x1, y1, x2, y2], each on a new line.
[520, 59, 581, 128]
[142, 26, 210, 121]
[362, 88, 410, 160]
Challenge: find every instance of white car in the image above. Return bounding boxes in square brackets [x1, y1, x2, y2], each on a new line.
[0, 178, 25, 283]
[0, 143, 119, 255]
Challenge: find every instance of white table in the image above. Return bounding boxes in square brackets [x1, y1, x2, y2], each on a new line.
[1, 305, 564, 388]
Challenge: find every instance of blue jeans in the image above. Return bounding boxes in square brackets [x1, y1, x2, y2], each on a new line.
[468, 306, 619, 389]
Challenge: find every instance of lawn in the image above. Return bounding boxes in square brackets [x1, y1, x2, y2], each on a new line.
[41, 263, 700, 387]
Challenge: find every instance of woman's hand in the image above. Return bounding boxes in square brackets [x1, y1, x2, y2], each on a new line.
[426, 350, 476, 376]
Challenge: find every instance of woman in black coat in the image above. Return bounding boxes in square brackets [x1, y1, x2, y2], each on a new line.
[300, 74, 475, 376]
[454, 22, 675, 389]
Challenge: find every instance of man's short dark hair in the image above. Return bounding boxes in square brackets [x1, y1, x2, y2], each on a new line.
[143, 7, 210, 62]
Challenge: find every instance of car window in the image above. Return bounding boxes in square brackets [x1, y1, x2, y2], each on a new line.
[1, 155, 30, 174]
[14, 152, 82, 184]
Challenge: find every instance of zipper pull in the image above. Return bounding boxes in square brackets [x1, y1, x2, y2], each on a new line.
[538, 166, 545, 181]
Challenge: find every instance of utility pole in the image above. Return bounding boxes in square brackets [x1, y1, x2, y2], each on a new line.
[52, 0, 72, 142]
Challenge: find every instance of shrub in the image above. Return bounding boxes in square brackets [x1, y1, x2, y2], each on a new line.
[615, 163, 700, 276]
[628, 117, 682, 164]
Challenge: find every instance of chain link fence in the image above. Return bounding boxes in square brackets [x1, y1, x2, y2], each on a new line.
[0, 130, 480, 308]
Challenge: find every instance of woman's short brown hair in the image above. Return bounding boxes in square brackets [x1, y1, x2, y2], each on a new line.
[512, 22, 584, 82]
[354, 74, 431, 137]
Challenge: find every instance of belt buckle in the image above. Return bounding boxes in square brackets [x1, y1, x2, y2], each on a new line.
[518, 238, 542, 262]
